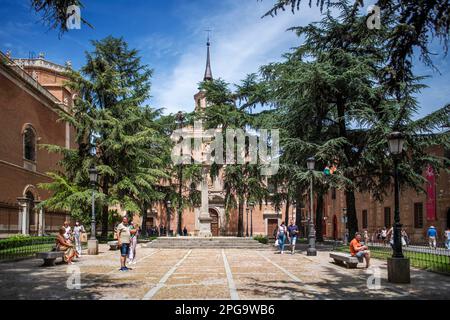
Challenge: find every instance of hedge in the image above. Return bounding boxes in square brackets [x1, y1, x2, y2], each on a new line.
[0, 235, 55, 251]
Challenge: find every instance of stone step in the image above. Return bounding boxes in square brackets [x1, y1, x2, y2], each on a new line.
[144, 237, 267, 249]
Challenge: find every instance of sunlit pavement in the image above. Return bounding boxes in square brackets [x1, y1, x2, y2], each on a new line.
[0, 244, 449, 300]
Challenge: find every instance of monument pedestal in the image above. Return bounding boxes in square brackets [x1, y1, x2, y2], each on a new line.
[87, 239, 99, 255]
[198, 215, 213, 237]
[387, 257, 410, 283]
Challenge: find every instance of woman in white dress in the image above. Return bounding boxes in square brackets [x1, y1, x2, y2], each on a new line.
[128, 222, 139, 265]
[73, 221, 85, 256]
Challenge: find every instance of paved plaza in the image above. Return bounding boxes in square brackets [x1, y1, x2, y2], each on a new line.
[0, 244, 449, 300]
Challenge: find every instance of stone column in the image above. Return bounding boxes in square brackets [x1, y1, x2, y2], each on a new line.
[35, 201, 45, 236]
[17, 197, 30, 235]
[198, 166, 212, 237]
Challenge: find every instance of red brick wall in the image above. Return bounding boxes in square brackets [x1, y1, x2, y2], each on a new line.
[0, 70, 73, 204]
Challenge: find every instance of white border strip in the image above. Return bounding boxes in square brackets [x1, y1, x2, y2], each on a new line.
[222, 249, 240, 300]
[142, 249, 192, 300]
[257, 252, 322, 297]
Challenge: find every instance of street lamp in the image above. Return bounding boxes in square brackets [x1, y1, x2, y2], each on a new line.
[248, 201, 255, 237]
[88, 165, 99, 255]
[387, 131, 410, 283]
[167, 200, 171, 237]
[306, 157, 317, 256]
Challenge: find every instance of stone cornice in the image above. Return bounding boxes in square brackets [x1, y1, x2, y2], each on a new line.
[0, 52, 71, 117]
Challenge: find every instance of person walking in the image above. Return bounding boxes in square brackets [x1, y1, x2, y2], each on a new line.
[63, 221, 72, 243]
[444, 227, 450, 250]
[427, 226, 438, 249]
[183, 226, 188, 236]
[116, 216, 137, 272]
[363, 230, 369, 245]
[73, 221, 85, 257]
[287, 220, 299, 254]
[128, 221, 139, 265]
[276, 222, 288, 254]
[401, 229, 409, 247]
[381, 227, 387, 245]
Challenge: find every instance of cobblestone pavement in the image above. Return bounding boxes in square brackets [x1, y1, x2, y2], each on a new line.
[0, 244, 449, 300]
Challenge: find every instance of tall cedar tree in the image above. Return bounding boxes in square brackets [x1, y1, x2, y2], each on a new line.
[261, 3, 450, 238]
[39, 37, 169, 238]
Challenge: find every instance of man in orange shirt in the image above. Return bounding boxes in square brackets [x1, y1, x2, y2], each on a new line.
[349, 232, 371, 268]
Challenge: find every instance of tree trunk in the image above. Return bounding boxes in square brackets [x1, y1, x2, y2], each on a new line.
[345, 190, 358, 240]
[284, 198, 290, 226]
[237, 199, 244, 237]
[140, 201, 148, 237]
[295, 194, 303, 238]
[100, 177, 109, 240]
[101, 205, 109, 240]
[166, 202, 171, 236]
[315, 192, 324, 242]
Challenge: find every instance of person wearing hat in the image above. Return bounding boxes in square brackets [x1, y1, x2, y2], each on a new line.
[427, 226, 438, 249]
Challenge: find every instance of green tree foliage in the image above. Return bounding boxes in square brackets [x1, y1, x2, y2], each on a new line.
[259, 2, 450, 239]
[39, 37, 169, 238]
[196, 78, 269, 237]
[31, 0, 92, 36]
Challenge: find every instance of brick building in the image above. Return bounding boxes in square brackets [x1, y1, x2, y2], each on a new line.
[130, 41, 295, 237]
[321, 145, 450, 243]
[0, 51, 75, 237]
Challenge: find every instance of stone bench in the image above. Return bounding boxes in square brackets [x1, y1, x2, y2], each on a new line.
[330, 252, 362, 269]
[107, 241, 119, 250]
[36, 251, 64, 266]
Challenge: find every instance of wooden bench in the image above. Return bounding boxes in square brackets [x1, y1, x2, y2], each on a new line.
[330, 252, 362, 269]
[107, 241, 119, 250]
[36, 251, 64, 266]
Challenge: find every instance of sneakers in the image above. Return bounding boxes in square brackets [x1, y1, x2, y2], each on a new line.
[119, 267, 129, 272]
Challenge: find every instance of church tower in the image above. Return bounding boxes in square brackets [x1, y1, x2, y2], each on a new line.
[194, 38, 213, 111]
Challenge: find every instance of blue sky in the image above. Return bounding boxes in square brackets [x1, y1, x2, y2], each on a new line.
[0, 0, 449, 117]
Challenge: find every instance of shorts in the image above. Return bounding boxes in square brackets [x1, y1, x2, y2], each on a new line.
[290, 236, 297, 246]
[120, 243, 130, 256]
[356, 250, 368, 262]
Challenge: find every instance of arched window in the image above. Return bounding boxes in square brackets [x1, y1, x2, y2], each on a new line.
[23, 125, 36, 162]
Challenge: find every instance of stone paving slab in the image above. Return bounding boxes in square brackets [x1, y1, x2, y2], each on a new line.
[0, 244, 449, 300]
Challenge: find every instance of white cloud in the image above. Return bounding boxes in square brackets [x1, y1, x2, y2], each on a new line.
[150, 1, 321, 114]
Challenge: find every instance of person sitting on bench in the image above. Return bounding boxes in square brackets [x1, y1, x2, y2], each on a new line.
[349, 232, 371, 268]
[56, 227, 78, 264]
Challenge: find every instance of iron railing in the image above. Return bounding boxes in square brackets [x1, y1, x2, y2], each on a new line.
[0, 237, 55, 261]
[334, 241, 450, 274]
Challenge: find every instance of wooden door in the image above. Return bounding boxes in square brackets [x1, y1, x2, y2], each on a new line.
[209, 209, 219, 237]
[268, 219, 278, 239]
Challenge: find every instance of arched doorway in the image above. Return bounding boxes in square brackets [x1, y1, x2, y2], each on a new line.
[333, 215, 338, 240]
[25, 190, 36, 234]
[209, 208, 219, 237]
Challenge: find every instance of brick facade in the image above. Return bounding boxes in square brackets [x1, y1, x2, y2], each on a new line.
[0, 52, 75, 237]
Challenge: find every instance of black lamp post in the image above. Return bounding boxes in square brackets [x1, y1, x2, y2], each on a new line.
[167, 200, 171, 237]
[88, 165, 99, 255]
[249, 201, 255, 237]
[306, 157, 317, 256]
[387, 131, 410, 283]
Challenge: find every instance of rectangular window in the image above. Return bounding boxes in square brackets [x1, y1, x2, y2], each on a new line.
[414, 202, 424, 229]
[384, 207, 391, 227]
[362, 210, 368, 229]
